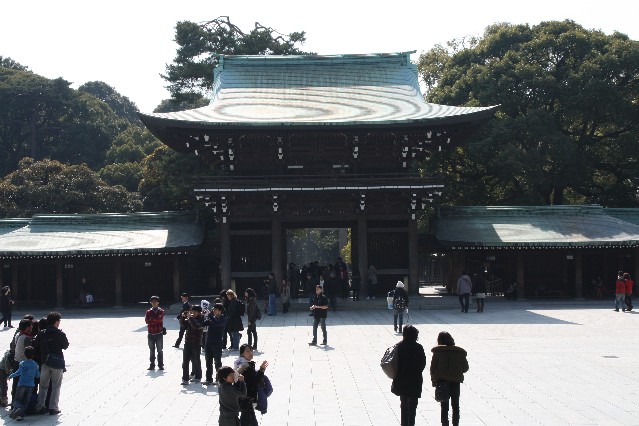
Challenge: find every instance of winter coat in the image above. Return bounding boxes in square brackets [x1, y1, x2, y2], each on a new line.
[204, 313, 227, 348]
[0, 294, 12, 313]
[626, 279, 634, 295]
[226, 299, 244, 332]
[430, 345, 469, 385]
[280, 284, 291, 304]
[457, 275, 472, 295]
[246, 297, 258, 323]
[391, 340, 427, 398]
[392, 287, 409, 309]
[472, 275, 487, 294]
[616, 278, 627, 294]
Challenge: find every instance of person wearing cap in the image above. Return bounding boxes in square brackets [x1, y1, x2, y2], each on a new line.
[173, 292, 191, 348]
[309, 285, 329, 346]
[392, 281, 409, 333]
[145, 296, 164, 370]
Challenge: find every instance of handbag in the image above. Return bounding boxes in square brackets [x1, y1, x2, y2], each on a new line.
[435, 380, 450, 402]
[380, 344, 399, 379]
[45, 353, 65, 370]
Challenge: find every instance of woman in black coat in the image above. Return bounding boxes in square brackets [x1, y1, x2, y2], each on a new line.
[225, 290, 244, 350]
[391, 325, 426, 426]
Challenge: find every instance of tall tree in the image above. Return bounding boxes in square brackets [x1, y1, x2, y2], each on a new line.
[79, 81, 141, 124]
[418, 20, 639, 206]
[163, 16, 309, 103]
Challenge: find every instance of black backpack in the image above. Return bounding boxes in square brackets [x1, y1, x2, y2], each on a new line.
[236, 299, 246, 316]
[394, 292, 408, 310]
[255, 304, 263, 320]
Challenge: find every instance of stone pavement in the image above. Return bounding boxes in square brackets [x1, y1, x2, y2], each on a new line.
[0, 298, 638, 425]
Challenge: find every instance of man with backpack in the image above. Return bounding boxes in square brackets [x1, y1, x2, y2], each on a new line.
[391, 281, 409, 333]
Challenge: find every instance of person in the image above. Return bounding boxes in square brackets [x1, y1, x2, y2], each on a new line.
[392, 281, 409, 333]
[180, 305, 203, 385]
[325, 271, 338, 311]
[11, 318, 33, 404]
[0, 339, 12, 407]
[200, 299, 211, 348]
[456, 272, 472, 313]
[280, 279, 291, 314]
[307, 272, 318, 316]
[367, 265, 378, 299]
[0, 286, 14, 328]
[351, 270, 361, 301]
[472, 273, 487, 313]
[615, 271, 627, 312]
[430, 331, 469, 426]
[8, 346, 39, 420]
[218, 366, 247, 426]
[335, 257, 349, 299]
[624, 272, 634, 311]
[309, 285, 329, 346]
[226, 290, 244, 351]
[173, 292, 191, 348]
[203, 303, 227, 385]
[145, 295, 164, 370]
[234, 344, 269, 426]
[245, 288, 259, 350]
[267, 273, 278, 316]
[36, 312, 69, 416]
[391, 325, 426, 426]
[505, 282, 518, 300]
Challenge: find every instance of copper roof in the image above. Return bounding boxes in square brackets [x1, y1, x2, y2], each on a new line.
[140, 52, 498, 129]
[434, 205, 639, 248]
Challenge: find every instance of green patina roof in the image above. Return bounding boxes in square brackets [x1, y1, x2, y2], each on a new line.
[434, 205, 639, 248]
[140, 52, 498, 129]
[0, 212, 204, 257]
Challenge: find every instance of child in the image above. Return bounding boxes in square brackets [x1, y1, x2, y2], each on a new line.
[8, 346, 40, 420]
[180, 305, 203, 385]
[217, 366, 246, 426]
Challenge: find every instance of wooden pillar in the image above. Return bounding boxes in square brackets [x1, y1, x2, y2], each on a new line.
[272, 215, 282, 284]
[516, 252, 525, 298]
[357, 215, 369, 296]
[114, 260, 123, 307]
[25, 267, 32, 300]
[173, 255, 180, 301]
[55, 262, 64, 309]
[220, 218, 231, 290]
[408, 218, 419, 296]
[574, 250, 583, 299]
[11, 265, 18, 301]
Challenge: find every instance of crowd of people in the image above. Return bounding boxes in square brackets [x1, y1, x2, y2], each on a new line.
[0, 311, 69, 420]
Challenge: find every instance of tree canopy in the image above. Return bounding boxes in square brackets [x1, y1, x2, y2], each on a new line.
[163, 16, 309, 103]
[418, 20, 639, 206]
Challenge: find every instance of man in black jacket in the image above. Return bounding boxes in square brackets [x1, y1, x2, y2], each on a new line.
[35, 312, 69, 416]
[173, 292, 191, 348]
[309, 285, 329, 346]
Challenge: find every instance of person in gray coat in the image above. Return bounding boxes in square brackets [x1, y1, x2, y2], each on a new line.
[456, 272, 472, 313]
[218, 366, 247, 426]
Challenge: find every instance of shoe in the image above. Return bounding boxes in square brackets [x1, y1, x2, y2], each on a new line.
[35, 407, 46, 414]
[9, 408, 18, 419]
[147, 365, 155, 370]
[7, 325, 13, 328]
[320, 342, 327, 346]
[173, 344, 180, 348]
[394, 327, 397, 332]
[308, 341, 317, 346]
[49, 409, 61, 415]
[158, 366, 164, 370]
[189, 373, 195, 380]
[622, 308, 626, 312]
[191, 378, 201, 383]
[181, 380, 188, 385]
[615, 309, 619, 312]
[205, 380, 213, 385]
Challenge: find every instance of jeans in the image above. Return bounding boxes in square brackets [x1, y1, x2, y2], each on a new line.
[368, 284, 376, 298]
[182, 342, 201, 381]
[268, 293, 277, 315]
[37, 364, 63, 411]
[230, 331, 240, 350]
[458, 294, 469, 312]
[312, 317, 327, 343]
[440, 381, 461, 426]
[615, 293, 627, 310]
[246, 323, 257, 349]
[394, 309, 405, 331]
[12, 385, 33, 414]
[400, 394, 419, 426]
[147, 333, 163, 367]
[204, 343, 223, 382]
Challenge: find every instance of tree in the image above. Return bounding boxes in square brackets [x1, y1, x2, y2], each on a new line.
[418, 20, 639, 207]
[78, 81, 141, 124]
[163, 16, 309, 103]
[0, 56, 28, 71]
[0, 158, 141, 217]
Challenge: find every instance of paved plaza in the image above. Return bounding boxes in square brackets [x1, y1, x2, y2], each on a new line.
[0, 297, 638, 425]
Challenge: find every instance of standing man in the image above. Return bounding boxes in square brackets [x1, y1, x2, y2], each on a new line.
[267, 273, 278, 316]
[624, 272, 634, 311]
[173, 292, 191, 348]
[203, 303, 227, 385]
[35, 312, 69, 416]
[456, 272, 472, 313]
[145, 295, 164, 370]
[0, 286, 14, 328]
[615, 271, 627, 312]
[309, 285, 329, 346]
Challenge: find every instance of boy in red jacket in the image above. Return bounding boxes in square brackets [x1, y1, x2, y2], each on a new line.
[615, 271, 627, 312]
[145, 296, 164, 370]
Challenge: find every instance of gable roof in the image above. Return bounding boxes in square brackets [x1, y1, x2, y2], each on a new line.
[139, 52, 498, 131]
[433, 205, 639, 248]
[0, 212, 204, 258]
